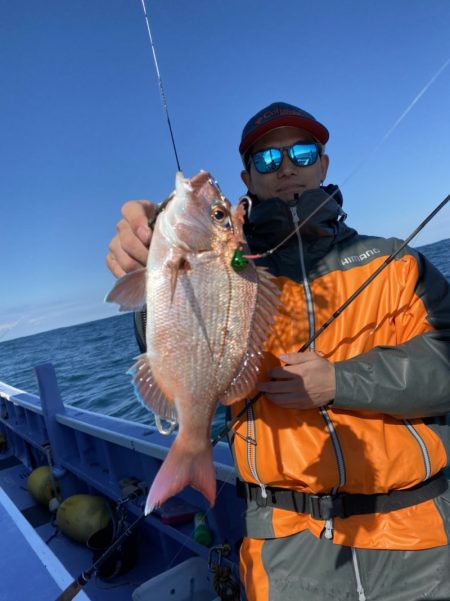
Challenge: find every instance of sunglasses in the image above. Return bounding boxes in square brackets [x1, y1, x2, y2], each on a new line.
[250, 142, 320, 174]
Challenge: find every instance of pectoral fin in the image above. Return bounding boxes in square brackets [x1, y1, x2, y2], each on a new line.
[167, 256, 191, 301]
[105, 268, 147, 311]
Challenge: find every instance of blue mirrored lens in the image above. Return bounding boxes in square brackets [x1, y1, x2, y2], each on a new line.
[289, 143, 318, 166]
[252, 148, 283, 173]
[251, 143, 319, 173]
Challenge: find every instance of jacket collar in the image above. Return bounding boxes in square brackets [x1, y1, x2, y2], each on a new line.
[243, 185, 357, 276]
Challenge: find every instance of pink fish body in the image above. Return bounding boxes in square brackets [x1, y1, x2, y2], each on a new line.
[106, 171, 278, 514]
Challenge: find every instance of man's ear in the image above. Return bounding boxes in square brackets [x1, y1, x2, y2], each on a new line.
[241, 169, 253, 192]
[320, 154, 330, 182]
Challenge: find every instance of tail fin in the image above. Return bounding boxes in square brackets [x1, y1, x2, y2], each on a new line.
[145, 439, 216, 515]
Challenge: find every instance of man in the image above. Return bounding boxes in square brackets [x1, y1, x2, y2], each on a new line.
[106, 102, 450, 600]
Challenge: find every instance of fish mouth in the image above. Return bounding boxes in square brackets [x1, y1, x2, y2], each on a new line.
[189, 171, 211, 188]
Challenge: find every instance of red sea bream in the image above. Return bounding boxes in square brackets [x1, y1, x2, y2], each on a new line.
[106, 171, 279, 514]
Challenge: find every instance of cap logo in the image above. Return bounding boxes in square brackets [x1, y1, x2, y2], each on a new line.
[255, 107, 305, 126]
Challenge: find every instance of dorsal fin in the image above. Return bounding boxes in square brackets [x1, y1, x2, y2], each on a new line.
[104, 268, 146, 312]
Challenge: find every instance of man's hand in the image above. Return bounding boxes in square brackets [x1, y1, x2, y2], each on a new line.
[106, 200, 156, 278]
[256, 352, 336, 409]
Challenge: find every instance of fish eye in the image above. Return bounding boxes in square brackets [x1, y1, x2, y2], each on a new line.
[211, 205, 232, 228]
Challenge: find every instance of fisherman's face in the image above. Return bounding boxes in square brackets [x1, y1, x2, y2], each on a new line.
[241, 127, 329, 202]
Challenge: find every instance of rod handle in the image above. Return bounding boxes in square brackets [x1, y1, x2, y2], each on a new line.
[55, 577, 85, 601]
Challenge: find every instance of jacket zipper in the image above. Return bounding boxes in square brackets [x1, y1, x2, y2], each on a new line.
[351, 548, 367, 601]
[403, 419, 432, 481]
[290, 207, 316, 343]
[319, 407, 346, 489]
[290, 206, 346, 538]
[246, 402, 267, 498]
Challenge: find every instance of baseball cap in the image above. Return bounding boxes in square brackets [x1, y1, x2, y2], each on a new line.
[239, 101, 329, 158]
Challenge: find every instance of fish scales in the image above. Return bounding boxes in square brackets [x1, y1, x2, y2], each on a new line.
[146, 254, 260, 410]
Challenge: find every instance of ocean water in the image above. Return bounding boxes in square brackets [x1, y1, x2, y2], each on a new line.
[0, 238, 449, 428]
[0, 312, 152, 423]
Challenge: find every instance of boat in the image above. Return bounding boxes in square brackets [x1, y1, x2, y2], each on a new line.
[0, 362, 244, 601]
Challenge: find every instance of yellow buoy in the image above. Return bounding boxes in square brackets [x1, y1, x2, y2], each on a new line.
[27, 466, 58, 506]
[56, 494, 111, 544]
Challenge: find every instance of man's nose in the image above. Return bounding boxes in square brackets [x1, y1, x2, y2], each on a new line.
[277, 149, 296, 176]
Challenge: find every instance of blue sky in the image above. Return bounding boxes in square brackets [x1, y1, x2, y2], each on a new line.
[1, 0, 449, 341]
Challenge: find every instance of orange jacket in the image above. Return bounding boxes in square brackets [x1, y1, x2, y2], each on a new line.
[231, 186, 450, 549]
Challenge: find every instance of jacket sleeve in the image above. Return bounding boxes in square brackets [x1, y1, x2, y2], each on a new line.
[333, 251, 450, 418]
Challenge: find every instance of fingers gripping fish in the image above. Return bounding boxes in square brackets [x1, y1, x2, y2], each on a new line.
[106, 171, 279, 514]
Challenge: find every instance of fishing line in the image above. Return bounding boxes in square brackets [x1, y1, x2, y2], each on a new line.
[340, 56, 450, 189]
[0, 316, 26, 343]
[140, 0, 182, 171]
[379, 57, 450, 148]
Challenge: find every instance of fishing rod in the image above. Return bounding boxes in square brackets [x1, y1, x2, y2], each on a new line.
[55, 513, 146, 601]
[140, 0, 182, 171]
[212, 192, 450, 445]
[297, 193, 450, 353]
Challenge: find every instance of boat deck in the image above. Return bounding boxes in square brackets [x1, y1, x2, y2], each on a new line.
[0, 463, 90, 600]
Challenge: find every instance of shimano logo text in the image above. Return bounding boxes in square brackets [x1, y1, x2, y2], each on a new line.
[341, 248, 381, 266]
